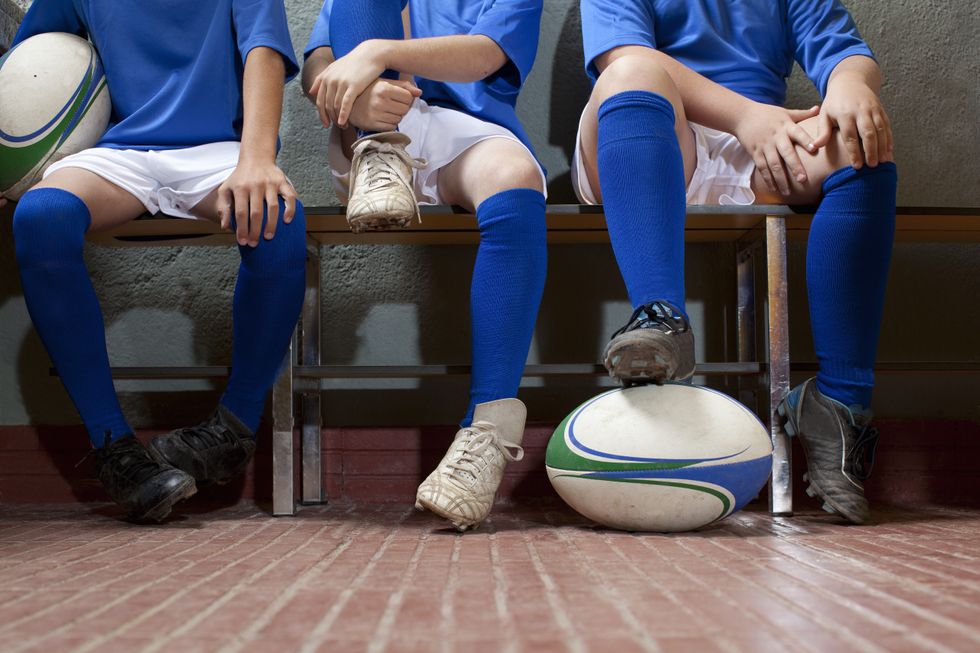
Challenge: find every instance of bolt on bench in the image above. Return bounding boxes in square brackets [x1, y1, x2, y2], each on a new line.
[88, 205, 980, 517]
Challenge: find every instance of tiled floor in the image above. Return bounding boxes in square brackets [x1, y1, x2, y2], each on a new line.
[1, 503, 979, 653]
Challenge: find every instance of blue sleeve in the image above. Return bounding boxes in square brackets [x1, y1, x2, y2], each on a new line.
[786, 0, 875, 97]
[303, 0, 332, 58]
[232, 0, 300, 82]
[11, 0, 86, 47]
[470, 0, 543, 88]
[580, 0, 655, 82]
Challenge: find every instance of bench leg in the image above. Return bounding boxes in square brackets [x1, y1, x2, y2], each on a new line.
[736, 241, 759, 413]
[766, 215, 793, 516]
[301, 246, 324, 505]
[272, 335, 296, 517]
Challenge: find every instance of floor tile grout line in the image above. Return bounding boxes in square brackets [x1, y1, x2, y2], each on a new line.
[366, 527, 429, 653]
[68, 519, 305, 653]
[669, 537, 885, 653]
[712, 536, 969, 651]
[519, 524, 589, 653]
[0, 516, 227, 612]
[438, 533, 463, 653]
[297, 507, 415, 653]
[7, 516, 280, 652]
[0, 517, 255, 634]
[633, 534, 811, 653]
[487, 523, 521, 653]
[143, 519, 348, 653]
[217, 505, 364, 653]
[546, 525, 662, 652]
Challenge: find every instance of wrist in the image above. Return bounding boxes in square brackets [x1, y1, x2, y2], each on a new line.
[728, 97, 763, 136]
[237, 145, 277, 167]
[362, 39, 395, 71]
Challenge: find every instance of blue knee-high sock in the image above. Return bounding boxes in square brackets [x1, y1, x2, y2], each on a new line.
[808, 163, 897, 410]
[13, 189, 131, 447]
[597, 91, 687, 313]
[220, 201, 307, 433]
[463, 189, 547, 426]
[329, 0, 404, 138]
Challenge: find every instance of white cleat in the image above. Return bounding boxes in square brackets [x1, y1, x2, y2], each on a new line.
[346, 131, 426, 233]
[415, 399, 527, 532]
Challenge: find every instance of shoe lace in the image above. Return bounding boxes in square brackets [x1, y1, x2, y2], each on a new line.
[445, 421, 524, 486]
[98, 434, 160, 485]
[612, 300, 690, 338]
[847, 424, 880, 481]
[352, 140, 427, 224]
[173, 416, 240, 453]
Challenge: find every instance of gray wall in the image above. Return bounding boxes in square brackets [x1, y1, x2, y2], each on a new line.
[1, 0, 978, 430]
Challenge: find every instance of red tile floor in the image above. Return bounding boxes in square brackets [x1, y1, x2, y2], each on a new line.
[1, 502, 979, 652]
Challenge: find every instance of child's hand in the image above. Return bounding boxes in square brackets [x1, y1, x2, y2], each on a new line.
[217, 161, 297, 247]
[0, 192, 7, 209]
[816, 76, 893, 169]
[348, 78, 421, 133]
[310, 40, 388, 129]
[733, 103, 820, 196]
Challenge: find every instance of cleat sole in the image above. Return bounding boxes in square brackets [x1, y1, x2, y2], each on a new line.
[416, 497, 483, 533]
[135, 476, 197, 524]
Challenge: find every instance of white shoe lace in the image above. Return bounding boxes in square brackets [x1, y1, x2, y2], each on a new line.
[351, 139, 427, 223]
[444, 421, 524, 487]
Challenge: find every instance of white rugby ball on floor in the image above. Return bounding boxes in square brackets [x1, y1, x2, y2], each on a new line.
[0, 32, 111, 199]
[546, 384, 772, 532]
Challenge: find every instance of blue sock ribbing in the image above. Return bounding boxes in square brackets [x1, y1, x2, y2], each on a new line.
[328, 0, 404, 139]
[220, 201, 307, 432]
[462, 188, 547, 426]
[13, 188, 131, 447]
[808, 162, 898, 410]
[596, 90, 687, 313]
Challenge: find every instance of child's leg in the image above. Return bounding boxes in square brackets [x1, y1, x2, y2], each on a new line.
[578, 49, 697, 313]
[416, 137, 544, 531]
[13, 168, 146, 447]
[221, 201, 308, 432]
[577, 49, 699, 385]
[436, 138, 547, 427]
[329, 0, 404, 82]
[753, 124, 898, 410]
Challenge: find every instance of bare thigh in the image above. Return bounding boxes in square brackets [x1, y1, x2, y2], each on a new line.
[579, 57, 698, 204]
[32, 167, 147, 232]
[437, 138, 544, 213]
[751, 115, 856, 205]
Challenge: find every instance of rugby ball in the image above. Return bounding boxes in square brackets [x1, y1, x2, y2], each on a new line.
[546, 384, 772, 532]
[0, 32, 111, 199]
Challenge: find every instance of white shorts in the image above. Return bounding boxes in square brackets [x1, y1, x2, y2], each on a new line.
[327, 98, 547, 204]
[43, 142, 241, 219]
[571, 110, 757, 206]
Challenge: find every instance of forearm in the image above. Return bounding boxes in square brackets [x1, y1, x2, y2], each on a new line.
[826, 55, 881, 95]
[371, 35, 508, 83]
[599, 46, 755, 133]
[302, 48, 334, 100]
[240, 47, 285, 164]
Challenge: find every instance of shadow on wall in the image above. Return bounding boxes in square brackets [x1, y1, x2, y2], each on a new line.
[547, 2, 591, 203]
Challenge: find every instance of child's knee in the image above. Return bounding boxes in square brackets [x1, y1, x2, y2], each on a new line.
[595, 51, 679, 106]
[240, 199, 307, 271]
[12, 188, 91, 266]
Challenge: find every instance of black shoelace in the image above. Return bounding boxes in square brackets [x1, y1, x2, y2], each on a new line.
[848, 425, 880, 481]
[612, 300, 690, 338]
[174, 416, 239, 452]
[99, 435, 161, 485]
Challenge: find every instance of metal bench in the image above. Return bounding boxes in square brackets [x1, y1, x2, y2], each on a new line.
[89, 205, 980, 516]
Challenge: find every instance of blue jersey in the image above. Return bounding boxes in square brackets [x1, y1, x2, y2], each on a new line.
[305, 0, 542, 155]
[581, 0, 875, 106]
[13, 0, 299, 150]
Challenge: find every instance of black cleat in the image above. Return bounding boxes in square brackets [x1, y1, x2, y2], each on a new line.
[602, 301, 695, 386]
[149, 405, 256, 486]
[778, 378, 879, 524]
[95, 435, 197, 523]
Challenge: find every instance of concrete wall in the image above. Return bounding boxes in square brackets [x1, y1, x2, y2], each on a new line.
[1, 0, 978, 431]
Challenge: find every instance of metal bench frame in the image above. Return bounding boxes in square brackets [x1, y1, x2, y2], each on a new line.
[89, 204, 980, 516]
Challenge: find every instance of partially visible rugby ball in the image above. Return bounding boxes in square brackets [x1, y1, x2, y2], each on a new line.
[546, 384, 772, 532]
[0, 32, 110, 199]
